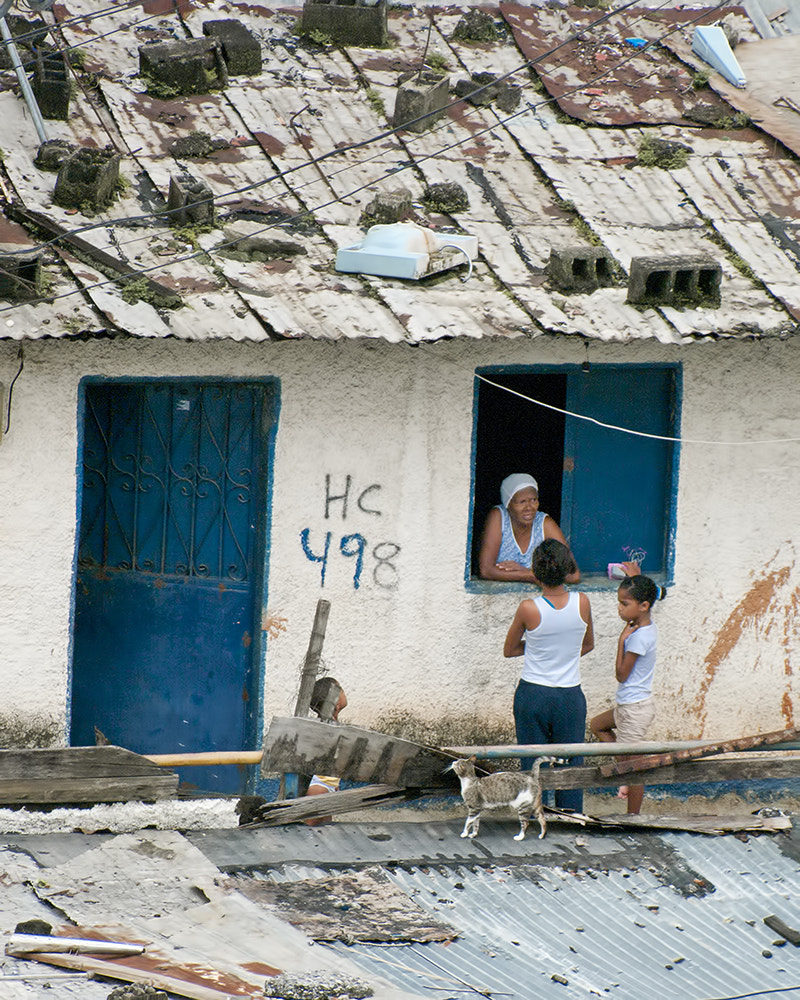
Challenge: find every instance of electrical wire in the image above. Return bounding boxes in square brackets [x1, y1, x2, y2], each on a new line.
[0, 0, 738, 318]
[1, 0, 720, 259]
[1, 0, 193, 56]
[468, 371, 800, 448]
[38, 0, 688, 264]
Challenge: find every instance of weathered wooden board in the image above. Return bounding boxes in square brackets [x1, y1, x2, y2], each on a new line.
[0, 746, 179, 804]
[262, 717, 483, 787]
[16, 953, 261, 1000]
[241, 784, 416, 827]
[546, 754, 800, 790]
[559, 811, 792, 836]
[599, 725, 800, 778]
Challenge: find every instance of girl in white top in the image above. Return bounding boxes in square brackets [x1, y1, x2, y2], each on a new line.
[590, 575, 666, 815]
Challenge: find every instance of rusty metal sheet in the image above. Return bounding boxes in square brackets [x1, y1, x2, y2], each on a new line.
[500, 3, 744, 126]
[662, 32, 800, 158]
[225, 81, 419, 225]
[233, 867, 456, 943]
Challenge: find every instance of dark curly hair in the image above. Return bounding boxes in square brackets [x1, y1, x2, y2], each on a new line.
[619, 575, 666, 606]
[531, 538, 577, 587]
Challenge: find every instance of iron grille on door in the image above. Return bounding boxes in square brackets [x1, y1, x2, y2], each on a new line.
[79, 382, 264, 582]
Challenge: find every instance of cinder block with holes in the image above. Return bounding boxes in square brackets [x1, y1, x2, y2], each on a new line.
[54, 147, 122, 211]
[393, 74, 450, 132]
[33, 51, 70, 120]
[0, 250, 42, 301]
[139, 38, 228, 95]
[167, 174, 216, 227]
[300, 0, 388, 48]
[627, 255, 722, 307]
[202, 20, 261, 76]
[547, 246, 615, 292]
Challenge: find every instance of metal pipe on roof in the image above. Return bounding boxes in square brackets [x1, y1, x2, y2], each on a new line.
[0, 15, 49, 144]
[443, 740, 800, 758]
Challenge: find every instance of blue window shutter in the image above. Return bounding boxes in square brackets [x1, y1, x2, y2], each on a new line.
[562, 368, 677, 576]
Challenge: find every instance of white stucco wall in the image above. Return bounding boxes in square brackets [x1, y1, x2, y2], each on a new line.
[1, 333, 799, 749]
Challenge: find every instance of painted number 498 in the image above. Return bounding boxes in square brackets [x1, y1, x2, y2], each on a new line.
[300, 530, 400, 590]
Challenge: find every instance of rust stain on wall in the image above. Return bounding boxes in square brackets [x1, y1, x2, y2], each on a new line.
[264, 612, 289, 640]
[695, 566, 791, 729]
[782, 690, 795, 728]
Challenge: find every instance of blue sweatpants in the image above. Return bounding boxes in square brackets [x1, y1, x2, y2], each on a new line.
[513, 680, 586, 812]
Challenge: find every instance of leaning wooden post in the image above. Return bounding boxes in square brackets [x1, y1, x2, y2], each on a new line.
[282, 599, 331, 799]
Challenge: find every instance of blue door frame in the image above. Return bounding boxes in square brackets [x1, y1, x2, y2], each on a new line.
[70, 379, 279, 793]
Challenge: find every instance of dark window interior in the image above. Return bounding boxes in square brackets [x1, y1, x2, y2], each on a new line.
[470, 366, 678, 582]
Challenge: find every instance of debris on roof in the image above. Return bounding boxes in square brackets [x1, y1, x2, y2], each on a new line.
[1, 0, 798, 343]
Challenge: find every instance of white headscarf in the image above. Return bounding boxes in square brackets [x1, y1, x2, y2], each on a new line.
[500, 473, 539, 508]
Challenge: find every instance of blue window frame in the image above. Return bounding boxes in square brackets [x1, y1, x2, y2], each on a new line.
[467, 364, 681, 588]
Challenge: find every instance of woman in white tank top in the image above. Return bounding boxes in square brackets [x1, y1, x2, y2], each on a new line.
[504, 539, 594, 812]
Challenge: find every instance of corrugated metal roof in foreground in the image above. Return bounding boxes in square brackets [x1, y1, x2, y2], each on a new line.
[217, 818, 800, 1000]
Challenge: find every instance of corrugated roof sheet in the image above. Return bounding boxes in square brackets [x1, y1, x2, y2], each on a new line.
[215, 817, 800, 1000]
[1, 0, 799, 343]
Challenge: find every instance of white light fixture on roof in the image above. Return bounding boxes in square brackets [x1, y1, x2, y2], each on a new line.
[335, 222, 478, 281]
[692, 25, 746, 89]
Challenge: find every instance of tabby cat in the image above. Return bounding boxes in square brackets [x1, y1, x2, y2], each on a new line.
[450, 755, 555, 841]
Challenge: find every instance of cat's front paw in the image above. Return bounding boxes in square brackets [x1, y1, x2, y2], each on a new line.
[513, 832, 526, 841]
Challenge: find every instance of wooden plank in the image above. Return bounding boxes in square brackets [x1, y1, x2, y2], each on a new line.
[764, 915, 800, 945]
[444, 740, 721, 758]
[567, 812, 792, 835]
[0, 746, 172, 778]
[293, 599, 331, 719]
[0, 746, 179, 804]
[262, 717, 476, 787]
[18, 953, 260, 1000]
[540, 754, 800, 790]
[0, 775, 179, 804]
[241, 784, 415, 827]
[599, 725, 800, 778]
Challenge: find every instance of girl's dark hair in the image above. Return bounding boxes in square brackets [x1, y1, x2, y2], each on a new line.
[531, 538, 577, 587]
[619, 575, 666, 606]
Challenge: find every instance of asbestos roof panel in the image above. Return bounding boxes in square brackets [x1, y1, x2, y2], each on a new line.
[535, 154, 705, 231]
[225, 84, 421, 225]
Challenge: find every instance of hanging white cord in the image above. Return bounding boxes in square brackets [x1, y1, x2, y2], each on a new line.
[474, 372, 800, 447]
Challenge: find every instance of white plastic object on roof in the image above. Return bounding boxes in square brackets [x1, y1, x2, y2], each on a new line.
[335, 222, 478, 281]
[692, 25, 747, 88]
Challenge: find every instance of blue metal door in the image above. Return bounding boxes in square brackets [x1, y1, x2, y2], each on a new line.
[70, 381, 276, 792]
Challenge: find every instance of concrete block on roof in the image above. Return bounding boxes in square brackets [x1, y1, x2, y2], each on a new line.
[300, 0, 389, 49]
[53, 147, 122, 211]
[32, 50, 70, 121]
[167, 173, 216, 228]
[627, 255, 722, 308]
[548, 247, 615, 292]
[392, 74, 450, 133]
[202, 20, 262, 76]
[138, 38, 228, 96]
[0, 249, 43, 301]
